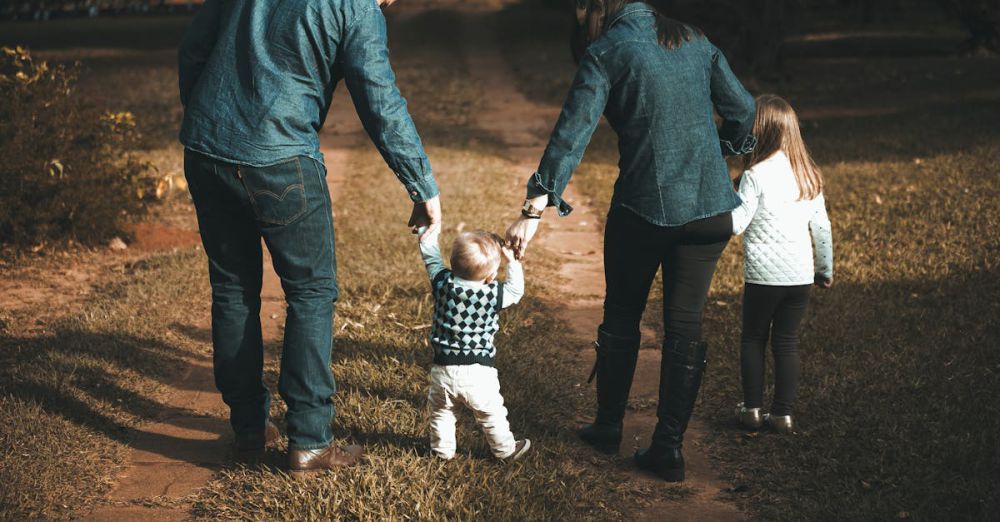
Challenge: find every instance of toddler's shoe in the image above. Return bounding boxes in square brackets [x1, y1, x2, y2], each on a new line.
[764, 413, 795, 434]
[502, 439, 531, 461]
[734, 402, 763, 430]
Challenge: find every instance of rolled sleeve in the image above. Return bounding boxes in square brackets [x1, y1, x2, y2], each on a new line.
[526, 171, 573, 216]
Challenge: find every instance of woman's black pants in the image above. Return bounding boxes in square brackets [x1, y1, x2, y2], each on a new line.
[601, 207, 731, 342]
[740, 283, 811, 416]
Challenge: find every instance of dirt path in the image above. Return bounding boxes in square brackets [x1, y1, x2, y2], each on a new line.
[458, 7, 743, 521]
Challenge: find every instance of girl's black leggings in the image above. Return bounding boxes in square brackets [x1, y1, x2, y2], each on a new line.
[602, 206, 731, 343]
[740, 283, 811, 416]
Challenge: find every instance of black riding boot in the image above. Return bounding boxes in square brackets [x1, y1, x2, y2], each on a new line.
[577, 327, 640, 454]
[635, 339, 707, 482]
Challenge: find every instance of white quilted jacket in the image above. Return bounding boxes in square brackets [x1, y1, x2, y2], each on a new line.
[731, 151, 834, 286]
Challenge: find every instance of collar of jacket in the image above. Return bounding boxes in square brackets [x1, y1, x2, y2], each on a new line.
[607, 2, 657, 29]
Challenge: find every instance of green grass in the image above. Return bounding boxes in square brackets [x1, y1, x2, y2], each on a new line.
[495, 2, 1000, 520]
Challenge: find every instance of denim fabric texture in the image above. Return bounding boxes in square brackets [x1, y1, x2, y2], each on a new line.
[178, 0, 438, 203]
[527, 2, 757, 227]
[184, 150, 339, 450]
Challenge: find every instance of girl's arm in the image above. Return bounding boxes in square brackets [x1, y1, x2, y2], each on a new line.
[810, 194, 834, 282]
[731, 172, 761, 235]
[710, 44, 757, 156]
[525, 50, 612, 217]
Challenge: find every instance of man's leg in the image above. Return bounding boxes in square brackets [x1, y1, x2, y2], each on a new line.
[250, 157, 338, 450]
[184, 151, 270, 437]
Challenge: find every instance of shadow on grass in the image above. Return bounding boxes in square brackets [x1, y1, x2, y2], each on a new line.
[693, 268, 1000, 519]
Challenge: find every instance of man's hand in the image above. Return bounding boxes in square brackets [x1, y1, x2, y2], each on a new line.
[378, 0, 397, 6]
[814, 274, 833, 289]
[409, 195, 442, 241]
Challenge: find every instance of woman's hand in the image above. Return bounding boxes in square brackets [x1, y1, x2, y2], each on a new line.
[506, 215, 541, 260]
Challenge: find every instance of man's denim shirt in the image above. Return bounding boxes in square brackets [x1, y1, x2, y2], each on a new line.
[178, 0, 438, 203]
[527, 3, 756, 226]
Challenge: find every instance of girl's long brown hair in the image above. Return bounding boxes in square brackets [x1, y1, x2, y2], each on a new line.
[744, 94, 824, 200]
[571, 0, 702, 64]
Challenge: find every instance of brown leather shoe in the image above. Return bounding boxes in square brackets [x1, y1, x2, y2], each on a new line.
[288, 443, 365, 478]
[235, 420, 281, 459]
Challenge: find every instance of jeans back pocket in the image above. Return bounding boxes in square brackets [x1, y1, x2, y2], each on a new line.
[239, 157, 308, 226]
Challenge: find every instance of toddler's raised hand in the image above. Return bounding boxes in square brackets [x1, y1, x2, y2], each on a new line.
[501, 244, 516, 264]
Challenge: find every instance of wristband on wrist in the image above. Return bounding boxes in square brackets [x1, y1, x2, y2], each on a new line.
[521, 200, 544, 219]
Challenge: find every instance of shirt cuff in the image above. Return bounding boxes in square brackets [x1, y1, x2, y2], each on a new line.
[404, 175, 440, 203]
[720, 134, 758, 156]
[526, 172, 573, 217]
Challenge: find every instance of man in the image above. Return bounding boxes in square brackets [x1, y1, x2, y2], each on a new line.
[177, 0, 441, 477]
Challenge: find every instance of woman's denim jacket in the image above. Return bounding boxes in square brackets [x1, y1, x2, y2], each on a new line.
[527, 2, 756, 226]
[178, 0, 438, 203]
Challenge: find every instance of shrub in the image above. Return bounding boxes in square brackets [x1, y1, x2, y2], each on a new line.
[0, 46, 148, 248]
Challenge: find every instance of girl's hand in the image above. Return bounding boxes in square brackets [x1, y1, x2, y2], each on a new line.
[814, 274, 833, 288]
[506, 215, 541, 260]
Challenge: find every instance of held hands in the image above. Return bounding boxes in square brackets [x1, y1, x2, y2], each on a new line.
[505, 195, 547, 259]
[500, 243, 517, 264]
[505, 216, 540, 260]
[409, 195, 442, 242]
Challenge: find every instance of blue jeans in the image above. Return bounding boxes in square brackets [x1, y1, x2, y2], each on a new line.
[184, 150, 338, 450]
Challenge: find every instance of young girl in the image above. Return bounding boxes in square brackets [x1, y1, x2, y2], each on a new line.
[731, 95, 834, 434]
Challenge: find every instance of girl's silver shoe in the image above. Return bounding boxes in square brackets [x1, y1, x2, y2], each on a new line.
[734, 402, 763, 429]
[764, 413, 795, 434]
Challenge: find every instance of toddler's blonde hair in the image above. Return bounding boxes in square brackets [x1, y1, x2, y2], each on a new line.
[451, 231, 503, 282]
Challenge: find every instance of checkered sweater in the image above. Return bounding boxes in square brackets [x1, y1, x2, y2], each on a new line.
[419, 235, 524, 367]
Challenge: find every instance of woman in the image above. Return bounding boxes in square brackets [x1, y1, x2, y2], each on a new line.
[506, 0, 756, 482]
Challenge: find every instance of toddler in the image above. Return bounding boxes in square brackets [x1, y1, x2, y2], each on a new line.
[417, 228, 531, 460]
[731, 94, 834, 434]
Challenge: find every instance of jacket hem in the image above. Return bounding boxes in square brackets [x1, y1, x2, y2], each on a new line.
[613, 201, 739, 228]
[744, 278, 815, 287]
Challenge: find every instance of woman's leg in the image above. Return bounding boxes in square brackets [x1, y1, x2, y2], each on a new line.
[661, 212, 732, 343]
[636, 212, 729, 481]
[769, 285, 811, 416]
[740, 284, 782, 409]
[580, 208, 665, 452]
[602, 207, 665, 339]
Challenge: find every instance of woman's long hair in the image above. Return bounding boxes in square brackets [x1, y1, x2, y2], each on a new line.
[571, 0, 703, 64]
[744, 95, 823, 200]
